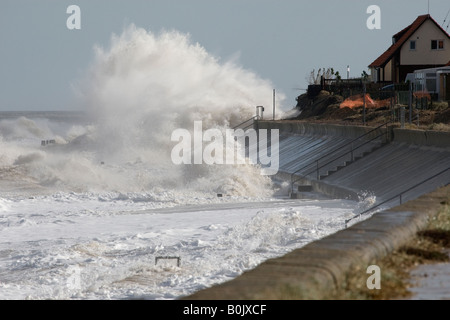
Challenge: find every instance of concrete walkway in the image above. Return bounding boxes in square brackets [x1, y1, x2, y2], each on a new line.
[182, 185, 450, 300]
[407, 252, 450, 300]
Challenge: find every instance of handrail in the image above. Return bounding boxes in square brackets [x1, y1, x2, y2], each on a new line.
[290, 120, 392, 191]
[295, 130, 388, 184]
[241, 122, 256, 131]
[232, 116, 258, 130]
[344, 167, 450, 227]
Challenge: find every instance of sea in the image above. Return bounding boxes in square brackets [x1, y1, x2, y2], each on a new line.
[0, 26, 371, 300]
[0, 110, 372, 300]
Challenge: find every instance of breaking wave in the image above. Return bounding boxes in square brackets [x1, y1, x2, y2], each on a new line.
[1, 25, 287, 198]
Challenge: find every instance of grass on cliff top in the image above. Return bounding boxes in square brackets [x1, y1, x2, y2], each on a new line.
[323, 198, 450, 300]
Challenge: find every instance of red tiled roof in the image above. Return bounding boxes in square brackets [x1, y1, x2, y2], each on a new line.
[368, 14, 450, 68]
[392, 22, 414, 42]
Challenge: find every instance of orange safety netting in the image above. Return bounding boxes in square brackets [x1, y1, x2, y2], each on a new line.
[340, 94, 390, 109]
[413, 91, 431, 100]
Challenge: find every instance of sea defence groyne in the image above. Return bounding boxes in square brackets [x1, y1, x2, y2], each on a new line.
[182, 121, 450, 300]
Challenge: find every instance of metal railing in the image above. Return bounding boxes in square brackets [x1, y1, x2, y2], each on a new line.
[290, 120, 392, 193]
[344, 167, 450, 227]
[232, 116, 258, 131]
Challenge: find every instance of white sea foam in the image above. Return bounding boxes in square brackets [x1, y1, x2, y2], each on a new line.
[0, 195, 358, 300]
[0, 26, 370, 300]
[74, 25, 288, 195]
[1, 25, 290, 197]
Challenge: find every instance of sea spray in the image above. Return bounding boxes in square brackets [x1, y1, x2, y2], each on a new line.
[1, 25, 286, 197]
[73, 24, 283, 195]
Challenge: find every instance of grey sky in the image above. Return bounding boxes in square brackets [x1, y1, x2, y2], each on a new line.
[1, 0, 449, 111]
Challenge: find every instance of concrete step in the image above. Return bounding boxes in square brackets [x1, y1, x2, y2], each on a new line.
[289, 191, 331, 200]
[297, 185, 313, 192]
[290, 185, 314, 198]
[322, 144, 385, 178]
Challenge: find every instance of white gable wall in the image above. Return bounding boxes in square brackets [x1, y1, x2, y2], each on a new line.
[400, 19, 450, 66]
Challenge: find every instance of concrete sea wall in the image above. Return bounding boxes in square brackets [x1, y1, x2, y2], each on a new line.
[185, 185, 450, 300]
[261, 121, 450, 206]
[182, 121, 450, 300]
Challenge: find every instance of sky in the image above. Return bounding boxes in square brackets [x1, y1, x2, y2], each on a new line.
[1, 0, 449, 111]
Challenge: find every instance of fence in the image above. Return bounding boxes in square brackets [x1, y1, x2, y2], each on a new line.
[318, 77, 440, 106]
[307, 77, 448, 126]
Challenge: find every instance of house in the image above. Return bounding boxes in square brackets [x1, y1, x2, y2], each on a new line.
[369, 14, 450, 84]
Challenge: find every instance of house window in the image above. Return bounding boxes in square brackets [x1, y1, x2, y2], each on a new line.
[426, 79, 436, 92]
[410, 40, 416, 50]
[431, 40, 444, 50]
[431, 40, 437, 49]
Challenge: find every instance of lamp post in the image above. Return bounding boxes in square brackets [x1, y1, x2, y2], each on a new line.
[273, 89, 275, 120]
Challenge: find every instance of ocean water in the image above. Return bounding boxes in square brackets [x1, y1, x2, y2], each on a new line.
[0, 26, 371, 300]
[0, 111, 374, 300]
